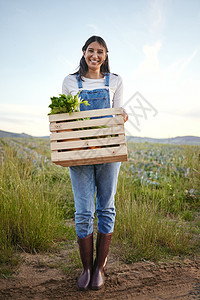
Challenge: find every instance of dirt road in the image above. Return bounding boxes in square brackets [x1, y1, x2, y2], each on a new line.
[0, 250, 199, 300]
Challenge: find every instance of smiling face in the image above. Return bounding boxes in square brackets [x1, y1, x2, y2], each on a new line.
[83, 41, 107, 73]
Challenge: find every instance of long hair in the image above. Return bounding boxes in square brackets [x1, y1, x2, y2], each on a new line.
[72, 36, 110, 79]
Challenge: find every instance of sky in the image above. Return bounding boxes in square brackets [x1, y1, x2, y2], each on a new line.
[0, 0, 199, 138]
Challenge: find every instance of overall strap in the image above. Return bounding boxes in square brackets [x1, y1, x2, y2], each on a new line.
[105, 73, 110, 87]
[76, 74, 83, 89]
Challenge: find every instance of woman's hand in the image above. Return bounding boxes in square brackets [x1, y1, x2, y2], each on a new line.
[122, 108, 128, 123]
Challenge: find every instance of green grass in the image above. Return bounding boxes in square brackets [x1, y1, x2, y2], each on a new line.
[0, 139, 76, 276]
[0, 138, 199, 276]
[113, 142, 200, 262]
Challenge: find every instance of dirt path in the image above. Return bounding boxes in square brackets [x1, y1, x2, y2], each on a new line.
[0, 250, 199, 300]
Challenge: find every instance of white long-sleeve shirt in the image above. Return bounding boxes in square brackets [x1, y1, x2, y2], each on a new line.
[62, 73, 123, 108]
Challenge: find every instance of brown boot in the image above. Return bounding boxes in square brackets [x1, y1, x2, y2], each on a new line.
[90, 231, 112, 290]
[77, 233, 93, 290]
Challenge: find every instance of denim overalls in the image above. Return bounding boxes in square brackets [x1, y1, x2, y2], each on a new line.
[69, 73, 121, 238]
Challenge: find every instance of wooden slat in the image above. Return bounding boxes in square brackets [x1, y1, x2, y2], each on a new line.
[49, 107, 123, 122]
[54, 154, 128, 167]
[50, 115, 123, 132]
[50, 125, 124, 141]
[50, 135, 125, 150]
[51, 144, 127, 162]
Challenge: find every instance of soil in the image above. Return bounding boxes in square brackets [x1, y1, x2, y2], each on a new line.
[0, 244, 199, 300]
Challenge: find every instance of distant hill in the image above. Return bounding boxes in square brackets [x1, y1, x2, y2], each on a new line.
[0, 130, 32, 138]
[126, 135, 200, 145]
[0, 130, 49, 139]
[0, 130, 200, 145]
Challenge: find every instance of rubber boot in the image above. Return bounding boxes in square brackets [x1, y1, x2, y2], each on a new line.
[90, 231, 112, 290]
[77, 233, 93, 290]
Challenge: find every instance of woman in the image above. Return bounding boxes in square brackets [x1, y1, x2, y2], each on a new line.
[62, 36, 128, 290]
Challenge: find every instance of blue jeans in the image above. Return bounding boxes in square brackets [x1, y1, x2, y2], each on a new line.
[69, 162, 121, 238]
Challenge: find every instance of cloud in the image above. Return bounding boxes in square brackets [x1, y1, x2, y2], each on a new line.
[148, 0, 166, 32]
[0, 103, 47, 117]
[0, 115, 31, 125]
[0, 103, 49, 136]
[176, 49, 199, 75]
[165, 48, 199, 81]
[182, 109, 200, 119]
[136, 41, 162, 76]
[135, 41, 199, 82]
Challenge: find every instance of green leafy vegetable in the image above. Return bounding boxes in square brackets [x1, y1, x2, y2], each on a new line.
[48, 92, 90, 115]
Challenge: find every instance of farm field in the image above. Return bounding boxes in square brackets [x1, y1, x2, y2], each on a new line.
[0, 137, 200, 299]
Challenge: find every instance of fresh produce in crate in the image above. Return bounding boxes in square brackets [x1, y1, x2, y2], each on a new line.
[48, 92, 89, 115]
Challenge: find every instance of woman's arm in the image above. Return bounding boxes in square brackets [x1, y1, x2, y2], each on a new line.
[62, 75, 78, 96]
[112, 75, 128, 123]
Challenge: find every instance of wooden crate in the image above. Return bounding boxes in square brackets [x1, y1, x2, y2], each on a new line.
[49, 107, 128, 167]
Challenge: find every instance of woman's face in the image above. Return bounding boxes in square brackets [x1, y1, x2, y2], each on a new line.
[83, 41, 107, 72]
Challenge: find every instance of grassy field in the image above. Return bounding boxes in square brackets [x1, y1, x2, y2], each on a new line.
[0, 137, 199, 276]
[115, 142, 200, 262]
